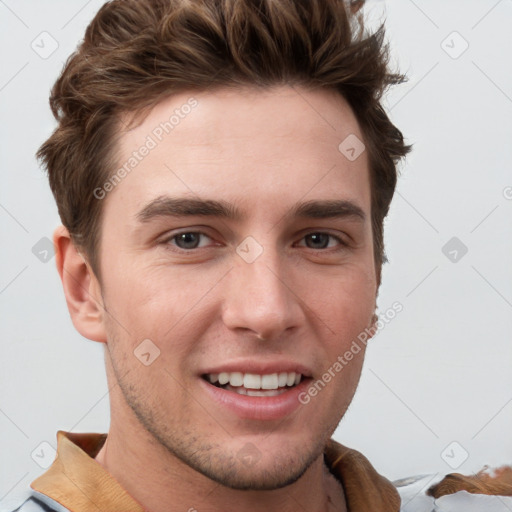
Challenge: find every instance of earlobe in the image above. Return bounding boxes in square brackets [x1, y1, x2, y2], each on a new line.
[53, 225, 107, 343]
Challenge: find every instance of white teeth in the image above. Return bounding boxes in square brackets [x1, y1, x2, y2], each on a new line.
[243, 373, 261, 389]
[222, 384, 288, 397]
[261, 373, 279, 390]
[229, 372, 244, 387]
[246, 388, 283, 397]
[205, 371, 303, 390]
[218, 372, 230, 385]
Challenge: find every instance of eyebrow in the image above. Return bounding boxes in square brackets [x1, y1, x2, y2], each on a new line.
[290, 199, 366, 222]
[136, 196, 366, 224]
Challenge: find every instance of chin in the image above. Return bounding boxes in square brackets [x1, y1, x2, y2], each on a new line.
[190, 448, 316, 491]
[150, 424, 323, 491]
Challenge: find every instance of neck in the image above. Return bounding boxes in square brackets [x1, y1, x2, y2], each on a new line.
[94, 403, 346, 512]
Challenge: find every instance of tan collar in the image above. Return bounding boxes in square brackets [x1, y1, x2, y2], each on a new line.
[31, 431, 400, 511]
[324, 439, 400, 511]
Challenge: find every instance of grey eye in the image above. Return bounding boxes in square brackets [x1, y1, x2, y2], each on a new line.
[304, 233, 331, 249]
[173, 232, 202, 249]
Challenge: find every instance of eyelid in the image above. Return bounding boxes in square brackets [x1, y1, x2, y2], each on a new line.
[160, 228, 349, 252]
[295, 231, 349, 249]
[161, 229, 215, 249]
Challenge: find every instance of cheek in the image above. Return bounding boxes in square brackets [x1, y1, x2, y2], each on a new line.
[103, 259, 219, 332]
[304, 265, 376, 331]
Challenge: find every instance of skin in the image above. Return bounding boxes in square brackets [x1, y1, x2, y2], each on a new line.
[55, 85, 379, 512]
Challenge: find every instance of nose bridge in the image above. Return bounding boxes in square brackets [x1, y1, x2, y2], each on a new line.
[222, 237, 300, 339]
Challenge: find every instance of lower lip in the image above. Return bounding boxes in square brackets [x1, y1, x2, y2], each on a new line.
[199, 377, 312, 421]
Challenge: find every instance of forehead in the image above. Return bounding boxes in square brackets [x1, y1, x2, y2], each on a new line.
[108, 85, 370, 219]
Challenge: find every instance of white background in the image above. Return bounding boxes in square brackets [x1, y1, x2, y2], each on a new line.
[1, 0, 511, 509]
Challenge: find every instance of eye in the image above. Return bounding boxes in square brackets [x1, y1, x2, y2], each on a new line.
[165, 231, 213, 250]
[298, 232, 347, 250]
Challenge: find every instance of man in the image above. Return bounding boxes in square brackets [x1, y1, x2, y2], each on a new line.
[12, 0, 412, 510]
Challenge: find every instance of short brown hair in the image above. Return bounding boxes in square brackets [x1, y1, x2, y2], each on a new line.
[38, 0, 411, 286]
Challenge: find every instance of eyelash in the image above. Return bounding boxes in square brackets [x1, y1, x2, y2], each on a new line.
[161, 230, 349, 253]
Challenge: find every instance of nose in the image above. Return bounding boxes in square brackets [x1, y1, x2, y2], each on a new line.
[221, 244, 303, 341]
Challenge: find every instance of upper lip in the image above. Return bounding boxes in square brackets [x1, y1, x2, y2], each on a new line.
[200, 360, 313, 378]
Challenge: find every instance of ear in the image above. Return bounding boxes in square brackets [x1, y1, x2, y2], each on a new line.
[366, 312, 379, 342]
[371, 312, 378, 330]
[53, 225, 107, 343]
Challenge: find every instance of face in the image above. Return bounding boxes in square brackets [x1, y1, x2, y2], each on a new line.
[94, 85, 377, 490]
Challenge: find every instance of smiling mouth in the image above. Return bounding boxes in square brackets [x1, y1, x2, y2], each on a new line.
[201, 371, 305, 397]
